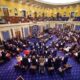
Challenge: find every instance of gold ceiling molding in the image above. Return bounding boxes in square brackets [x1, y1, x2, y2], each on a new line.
[35, 0, 80, 5]
[27, 0, 80, 8]
[6, 0, 80, 8]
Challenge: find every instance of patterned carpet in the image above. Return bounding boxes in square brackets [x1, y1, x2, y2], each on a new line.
[0, 36, 80, 80]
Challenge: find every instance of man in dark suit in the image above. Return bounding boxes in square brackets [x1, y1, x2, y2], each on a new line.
[54, 56, 62, 70]
[21, 56, 30, 68]
[62, 54, 69, 66]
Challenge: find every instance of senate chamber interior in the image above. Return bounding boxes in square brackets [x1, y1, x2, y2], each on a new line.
[0, 0, 80, 80]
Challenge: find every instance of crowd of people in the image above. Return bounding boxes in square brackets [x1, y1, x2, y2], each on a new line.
[1, 15, 80, 24]
[0, 25, 80, 75]
[0, 38, 30, 63]
[14, 26, 80, 74]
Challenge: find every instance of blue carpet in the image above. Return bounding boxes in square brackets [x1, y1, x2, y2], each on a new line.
[0, 36, 80, 80]
[0, 53, 80, 80]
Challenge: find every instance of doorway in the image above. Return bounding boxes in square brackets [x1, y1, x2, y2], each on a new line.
[3, 8, 9, 16]
[22, 10, 26, 17]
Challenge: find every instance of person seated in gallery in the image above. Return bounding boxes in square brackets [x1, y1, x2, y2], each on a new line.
[12, 39, 18, 46]
[19, 42, 25, 49]
[7, 44, 13, 51]
[77, 51, 80, 62]
[63, 46, 71, 53]
[54, 56, 62, 70]
[39, 55, 45, 74]
[20, 38, 26, 45]
[55, 42, 59, 49]
[44, 50, 49, 57]
[51, 49, 57, 57]
[42, 43, 46, 50]
[0, 49, 4, 63]
[18, 40, 27, 50]
[30, 55, 38, 73]
[47, 55, 54, 73]
[15, 46, 21, 55]
[34, 42, 40, 52]
[1, 49, 6, 61]
[0, 49, 11, 62]
[31, 55, 38, 65]
[37, 48, 42, 55]
[77, 37, 80, 45]
[5, 50, 11, 61]
[58, 40, 65, 50]
[58, 54, 72, 73]
[69, 44, 77, 53]
[29, 44, 34, 50]
[74, 50, 80, 62]
[62, 54, 69, 66]
[11, 45, 17, 56]
[15, 55, 22, 69]
[45, 48, 51, 57]
[21, 56, 30, 70]
[45, 46, 49, 51]
[3, 42, 9, 50]
[5, 43, 14, 52]
[16, 47, 21, 54]
[30, 49, 37, 56]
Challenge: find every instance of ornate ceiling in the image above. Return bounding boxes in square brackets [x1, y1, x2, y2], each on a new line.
[9, 0, 80, 8]
[26, 0, 80, 8]
[35, 0, 79, 5]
